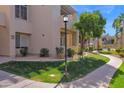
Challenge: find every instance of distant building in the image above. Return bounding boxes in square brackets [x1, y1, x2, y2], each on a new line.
[102, 34, 115, 49]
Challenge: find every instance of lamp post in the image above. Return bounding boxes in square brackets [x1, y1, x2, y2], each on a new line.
[63, 15, 68, 75]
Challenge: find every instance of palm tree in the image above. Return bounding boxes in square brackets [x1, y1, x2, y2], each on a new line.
[112, 13, 124, 48]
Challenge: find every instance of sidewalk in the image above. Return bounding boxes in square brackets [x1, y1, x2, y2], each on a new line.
[0, 70, 57, 88]
[0, 57, 12, 64]
[62, 54, 123, 88]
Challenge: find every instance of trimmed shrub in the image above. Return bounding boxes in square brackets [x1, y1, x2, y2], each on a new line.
[100, 51, 118, 55]
[111, 51, 118, 55]
[120, 48, 124, 52]
[97, 48, 102, 51]
[85, 47, 89, 52]
[20, 47, 28, 57]
[67, 48, 75, 57]
[116, 48, 121, 53]
[89, 46, 94, 52]
[116, 48, 124, 53]
[119, 52, 124, 57]
[108, 48, 111, 51]
[40, 48, 49, 57]
[72, 47, 79, 54]
[56, 47, 64, 59]
[100, 51, 112, 54]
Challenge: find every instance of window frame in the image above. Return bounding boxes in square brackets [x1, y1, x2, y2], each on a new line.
[15, 5, 27, 20]
[15, 33, 20, 48]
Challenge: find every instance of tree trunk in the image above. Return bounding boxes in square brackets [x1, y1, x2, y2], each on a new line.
[81, 39, 84, 57]
[88, 39, 90, 52]
[121, 31, 123, 48]
[97, 37, 100, 51]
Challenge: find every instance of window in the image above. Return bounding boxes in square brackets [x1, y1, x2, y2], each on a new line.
[21, 6, 27, 20]
[16, 33, 30, 48]
[60, 32, 65, 46]
[15, 5, 20, 18]
[16, 33, 20, 48]
[15, 5, 27, 20]
[72, 33, 76, 46]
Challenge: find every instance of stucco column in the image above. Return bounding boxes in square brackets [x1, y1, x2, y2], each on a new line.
[9, 32, 15, 57]
[8, 6, 16, 58]
[76, 31, 79, 46]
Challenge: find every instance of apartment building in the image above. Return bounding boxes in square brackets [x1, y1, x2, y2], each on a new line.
[0, 5, 79, 57]
[101, 34, 114, 48]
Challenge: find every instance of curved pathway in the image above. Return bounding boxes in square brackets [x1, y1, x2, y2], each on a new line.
[0, 55, 122, 88]
[62, 54, 123, 88]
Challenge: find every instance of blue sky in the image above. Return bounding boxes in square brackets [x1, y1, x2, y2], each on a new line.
[72, 5, 124, 36]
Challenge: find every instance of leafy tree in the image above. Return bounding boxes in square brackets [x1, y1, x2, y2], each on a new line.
[111, 38, 115, 44]
[74, 11, 105, 55]
[92, 11, 106, 50]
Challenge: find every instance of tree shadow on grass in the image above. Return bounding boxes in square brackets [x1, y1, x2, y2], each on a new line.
[0, 61, 64, 79]
[58, 57, 108, 83]
[63, 64, 124, 88]
[0, 58, 123, 88]
[58, 58, 124, 88]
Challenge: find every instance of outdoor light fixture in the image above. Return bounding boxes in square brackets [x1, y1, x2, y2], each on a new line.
[64, 15, 69, 22]
[63, 15, 68, 75]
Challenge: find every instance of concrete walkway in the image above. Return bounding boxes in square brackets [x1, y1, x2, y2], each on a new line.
[62, 54, 123, 88]
[0, 57, 12, 64]
[0, 70, 57, 88]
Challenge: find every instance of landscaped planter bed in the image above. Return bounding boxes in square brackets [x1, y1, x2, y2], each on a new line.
[0, 54, 110, 83]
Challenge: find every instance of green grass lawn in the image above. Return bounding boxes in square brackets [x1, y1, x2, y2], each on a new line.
[109, 62, 124, 88]
[0, 54, 110, 83]
[100, 51, 118, 55]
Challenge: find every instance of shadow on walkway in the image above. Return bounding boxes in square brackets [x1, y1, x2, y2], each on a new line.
[60, 55, 123, 88]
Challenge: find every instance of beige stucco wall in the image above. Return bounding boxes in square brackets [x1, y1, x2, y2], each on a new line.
[0, 6, 17, 57]
[0, 27, 10, 56]
[29, 5, 61, 56]
[0, 5, 78, 57]
[0, 6, 10, 56]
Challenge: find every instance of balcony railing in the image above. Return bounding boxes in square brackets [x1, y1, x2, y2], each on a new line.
[60, 15, 75, 29]
[60, 5, 77, 30]
[61, 5, 76, 15]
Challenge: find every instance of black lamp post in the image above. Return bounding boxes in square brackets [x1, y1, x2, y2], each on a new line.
[63, 15, 68, 75]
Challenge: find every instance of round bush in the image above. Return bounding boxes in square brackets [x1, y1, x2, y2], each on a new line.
[67, 48, 75, 57]
[40, 48, 49, 57]
[20, 47, 28, 57]
[119, 52, 124, 57]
